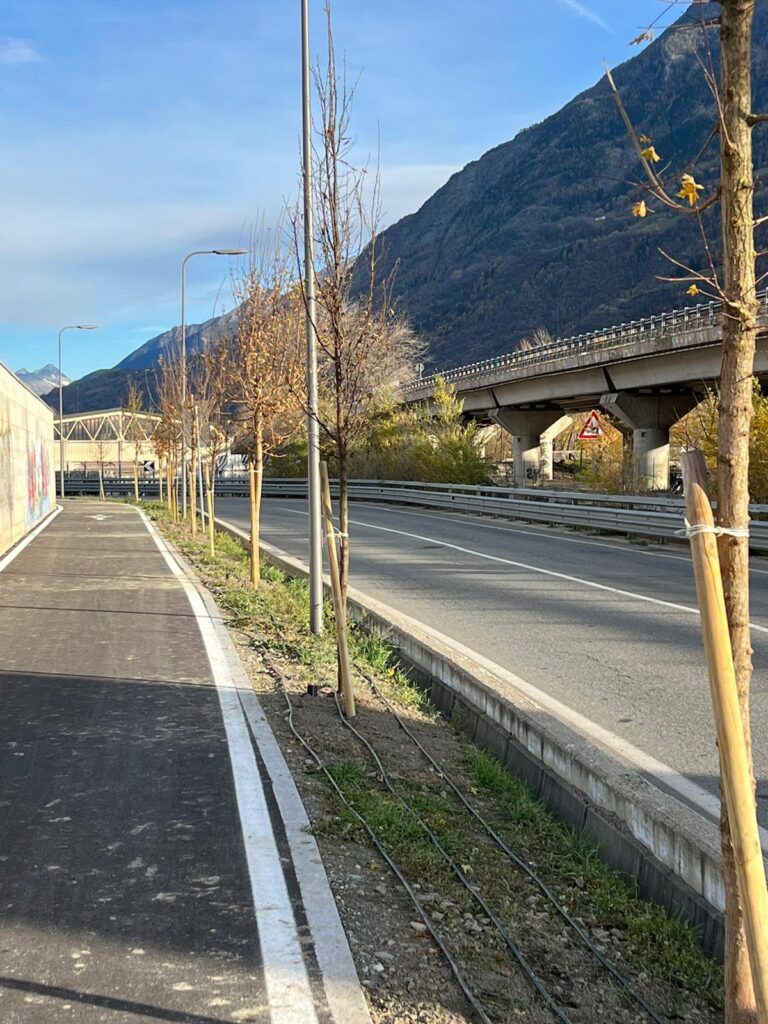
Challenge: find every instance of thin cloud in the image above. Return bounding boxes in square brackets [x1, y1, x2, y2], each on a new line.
[0, 38, 42, 64]
[558, 0, 613, 33]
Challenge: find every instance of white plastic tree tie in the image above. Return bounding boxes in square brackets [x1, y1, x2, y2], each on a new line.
[676, 518, 750, 540]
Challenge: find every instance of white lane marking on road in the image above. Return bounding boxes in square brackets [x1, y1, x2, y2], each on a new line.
[138, 510, 319, 1024]
[0, 505, 62, 575]
[222, 517, 768, 857]
[351, 500, 768, 576]
[269, 504, 768, 635]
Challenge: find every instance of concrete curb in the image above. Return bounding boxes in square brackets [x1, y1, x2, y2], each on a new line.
[216, 516, 728, 959]
[146, 512, 372, 1023]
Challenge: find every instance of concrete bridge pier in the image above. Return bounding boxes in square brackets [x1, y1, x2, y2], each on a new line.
[600, 392, 697, 490]
[540, 415, 574, 481]
[491, 410, 571, 485]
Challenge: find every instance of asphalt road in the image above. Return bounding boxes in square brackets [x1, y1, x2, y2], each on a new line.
[217, 495, 768, 828]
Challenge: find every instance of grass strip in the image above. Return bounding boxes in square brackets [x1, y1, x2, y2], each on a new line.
[144, 502, 724, 1009]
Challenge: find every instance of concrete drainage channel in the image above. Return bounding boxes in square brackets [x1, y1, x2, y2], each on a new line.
[217, 515, 743, 961]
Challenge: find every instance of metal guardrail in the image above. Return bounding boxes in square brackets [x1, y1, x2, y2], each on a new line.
[254, 478, 768, 550]
[402, 287, 768, 399]
[63, 475, 768, 550]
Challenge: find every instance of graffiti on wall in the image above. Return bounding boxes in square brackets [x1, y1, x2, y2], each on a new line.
[26, 430, 51, 527]
[0, 400, 12, 529]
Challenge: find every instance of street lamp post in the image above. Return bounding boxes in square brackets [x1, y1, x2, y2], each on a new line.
[58, 325, 97, 498]
[301, 0, 324, 636]
[179, 249, 247, 517]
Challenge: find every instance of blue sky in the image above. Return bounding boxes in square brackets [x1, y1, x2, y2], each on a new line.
[0, 0, 664, 379]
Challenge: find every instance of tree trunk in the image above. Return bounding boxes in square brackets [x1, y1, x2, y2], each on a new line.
[189, 450, 198, 538]
[159, 461, 164, 505]
[205, 462, 215, 558]
[133, 457, 139, 503]
[249, 411, 264, 588]
[338, 448, 349, 615]
[717, 4, 759, 1021]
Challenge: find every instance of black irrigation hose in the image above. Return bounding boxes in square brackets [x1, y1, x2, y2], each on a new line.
[362, 672, 669, 1024]
[265, 660, 494, 1024]
[331, 692, 576, 1024]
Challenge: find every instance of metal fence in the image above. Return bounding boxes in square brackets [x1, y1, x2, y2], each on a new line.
[62, 474, 768, 550]
[401, 287, 768, 400]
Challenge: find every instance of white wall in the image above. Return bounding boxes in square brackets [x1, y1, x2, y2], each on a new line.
[0, 362, 56, 556]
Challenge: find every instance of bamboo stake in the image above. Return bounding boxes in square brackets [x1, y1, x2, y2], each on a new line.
[681, 449, 768, 1016]
[204, 462, 215, 558]
[320, 462, 355, 718]
[188, 459, 197, 537]
[248, 456, 259, 587]
[195, 406, 206, 537]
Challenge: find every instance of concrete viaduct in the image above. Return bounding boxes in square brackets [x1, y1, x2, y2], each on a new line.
[402, 290, 768, 489]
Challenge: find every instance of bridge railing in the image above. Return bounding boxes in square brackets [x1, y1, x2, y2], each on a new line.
[402, 287, 768, 399]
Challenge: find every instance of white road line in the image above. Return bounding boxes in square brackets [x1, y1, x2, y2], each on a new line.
[269, 504, 768, 635]
[138, 509, 320, 1024]
[0, 505, 62, 574]
[223, 519, 768, 860]
[365, 588, 768, 856]
[353, 500, 768, 576]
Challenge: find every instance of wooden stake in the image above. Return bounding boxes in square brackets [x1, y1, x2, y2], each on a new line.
[320, 462, 355, 718]
[248, 457, 259, 587]
[204, 462, 215, 558]
[681, 449, 768, 1017]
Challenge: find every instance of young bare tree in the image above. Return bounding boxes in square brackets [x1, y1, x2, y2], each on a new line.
[609, 5, 767, 1017]
[304, 4, 421, 606]
[125, 380, 145, 503]
[231, 238, 305, 587]
[94, 435, 108, 501]
[155, 356, 184, 523]
[190, 335, 232, 554]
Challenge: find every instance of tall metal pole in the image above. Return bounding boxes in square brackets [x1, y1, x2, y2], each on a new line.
[57, 325, 97, 499]
[180, 256, 189, 519]
[58, 328, 66, 499]
[302, 0, 324, 635]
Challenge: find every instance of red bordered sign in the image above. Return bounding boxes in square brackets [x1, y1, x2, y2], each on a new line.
[578, 409, 604, 441]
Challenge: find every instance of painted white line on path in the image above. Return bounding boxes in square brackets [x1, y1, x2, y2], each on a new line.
[350, 500, 768, 576]
[269, 504, 768, 635]
[138, 509, 320, 1024]
[0, 505, 62, 574]
[234, 686, 372, 1024]
[220, 517, 768, 856]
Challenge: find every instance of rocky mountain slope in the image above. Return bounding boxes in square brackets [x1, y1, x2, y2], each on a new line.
[51, 1, 768, 410]
[365, 1, 768, 368]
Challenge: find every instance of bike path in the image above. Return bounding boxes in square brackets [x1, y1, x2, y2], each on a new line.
[0, 501, 368, 1024]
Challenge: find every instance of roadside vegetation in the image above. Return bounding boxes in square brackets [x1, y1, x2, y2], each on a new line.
[545, 385, 768, 499]
[268, 375, 489, 486]
[145, 501, 724, 1022]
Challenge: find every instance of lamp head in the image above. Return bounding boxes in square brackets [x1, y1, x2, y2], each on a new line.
[77, 325, 98, 330]
[212, 248, 248, 256]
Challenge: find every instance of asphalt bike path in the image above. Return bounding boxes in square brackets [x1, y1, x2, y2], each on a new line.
[0, 501, 368, 1024]
[216, 496, 768, 830]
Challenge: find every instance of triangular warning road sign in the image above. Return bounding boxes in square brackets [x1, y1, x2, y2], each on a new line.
[578, 409, 604, 440]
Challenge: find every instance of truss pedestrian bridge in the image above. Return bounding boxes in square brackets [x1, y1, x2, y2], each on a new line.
[402, 289, 768, 488]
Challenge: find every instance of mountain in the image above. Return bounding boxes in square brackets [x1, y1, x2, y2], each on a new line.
[115, 311, 237, 372]
[16, 363, 70, 397]
[52, 2, 768, 410]
[44, 310, 236, 414]
[365, 1, 768, 369]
